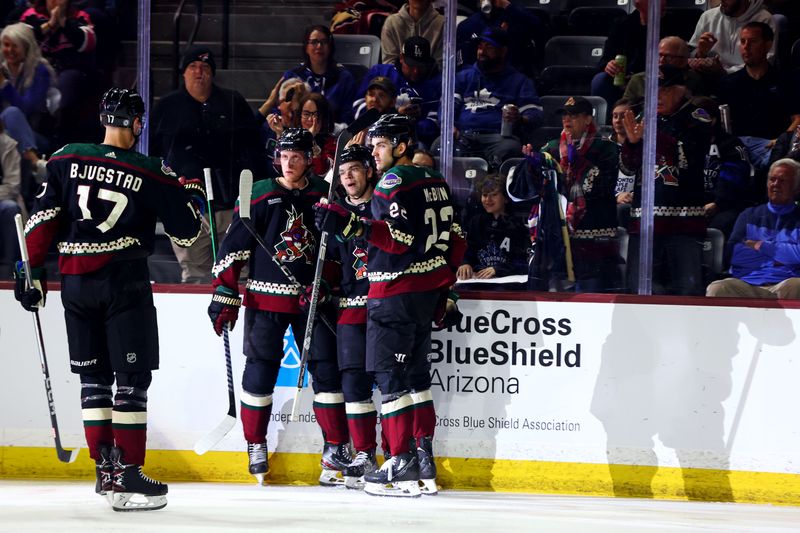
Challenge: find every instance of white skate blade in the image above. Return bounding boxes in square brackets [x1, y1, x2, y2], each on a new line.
[364, 480, 422, 498]
[419, 478, 438, 495]
[111, 492, 167, 512]
[253, 472, 265, 485]
[344, 475, 365, 490]
[319, 468, 345, 487]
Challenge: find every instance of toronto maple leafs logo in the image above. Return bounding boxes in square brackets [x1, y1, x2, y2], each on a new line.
[463, 88, 500, 113]
[275, 206, 315, 264]
[352, 246, 368, 280]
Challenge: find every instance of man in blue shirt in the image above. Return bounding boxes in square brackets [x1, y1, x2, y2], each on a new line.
[707, 158, 800, 299]
[451, 26, 543, 169]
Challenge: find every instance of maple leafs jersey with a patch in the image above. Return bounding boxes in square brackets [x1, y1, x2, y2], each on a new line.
[24, 143, 202, 274]
[212, 176, 327, 313]
[367, 164, 465, 298]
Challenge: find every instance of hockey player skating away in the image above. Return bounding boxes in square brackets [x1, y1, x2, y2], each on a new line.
[318, 144, 381, 489]
[207, 128, 351, 486]
[317, 114, 466, 497]
[14, 88, 205, 511]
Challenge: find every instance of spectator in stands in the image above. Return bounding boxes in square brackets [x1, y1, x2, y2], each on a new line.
[456, 0, 547, 79]
[451, 26, 542, 170]
[511, 97, 619, 293]
[623, 36, 713, 102]
[351, 36, 441, 147]
[591, 0, 681, 119]
[457, 173, 528, 282]
[715, 22, 800, 171]
[689, 0, 776, 74]
[620, 65, 711, 296]
[706, 158, 800, 299]
[769, 125, 800, 166]
[21, 0, 98, 144]
[0, 120, 21, 278]
[150, 46, 268, 283]
[353, 76, 398, 121]
[283, 25, 357, 126]
[693, 96, 752, 240]
[609, 98, 637, 228]
[260, 77, 310, 140]
[0, 23, 53, 182]
[299, 92, 335, 176]
[381, 0, 443, 71]
[412, 148, 435, 169]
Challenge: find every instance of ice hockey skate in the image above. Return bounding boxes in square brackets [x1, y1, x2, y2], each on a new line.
[247, 442, 269, 485]
[94, 446, 112, 497]
[319, 442, 351, 486]
[364, 451, 421, 498]
[416, 437, 438, 495]
[109, 447, 168, 512]
[343, 449, 378, 490]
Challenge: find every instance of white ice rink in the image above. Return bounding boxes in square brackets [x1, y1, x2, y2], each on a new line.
[2, 480, 800, 533]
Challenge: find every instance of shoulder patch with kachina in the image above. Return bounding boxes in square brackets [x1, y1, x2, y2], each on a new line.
[691, 108, 711, 123]
[161, 161, 177, 176]
[381, 173, 402, 189]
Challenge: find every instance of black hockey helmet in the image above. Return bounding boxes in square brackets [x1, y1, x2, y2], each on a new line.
[99, 88, 145, 129]
[278, 128, 314, 159]
[367, 113, 415, 147]
[340, 144, 375, 172]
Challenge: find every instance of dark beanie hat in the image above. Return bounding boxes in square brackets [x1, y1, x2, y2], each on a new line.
[180, 46, 216, 75]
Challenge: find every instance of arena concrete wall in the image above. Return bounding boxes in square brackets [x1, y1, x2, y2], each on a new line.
[2, 285, 799, 504]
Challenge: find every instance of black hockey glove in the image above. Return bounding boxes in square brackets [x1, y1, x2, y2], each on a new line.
[208, 285, 241, 336]
[314, 201, 364, 241]
[14, 262, 47, 312]
[298, 279, 331, 314]
[433, 291, 463, 331]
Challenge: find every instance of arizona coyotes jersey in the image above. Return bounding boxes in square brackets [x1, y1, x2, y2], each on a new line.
[212, 176, 327, 314]
[327, 198, 371, 324]
[367, 164, 465, 298]
[24, 143, 202, 274]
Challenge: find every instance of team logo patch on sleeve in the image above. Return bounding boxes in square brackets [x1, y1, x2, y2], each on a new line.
[160, 161, 177, 176]
[381, 173, 402, 189]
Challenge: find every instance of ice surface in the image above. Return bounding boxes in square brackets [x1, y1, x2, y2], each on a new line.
[1, 480, 799, 532]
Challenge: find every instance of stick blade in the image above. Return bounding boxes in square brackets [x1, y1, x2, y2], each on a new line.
[238, 169, 254, 220]
[289, 388, 303, 423]
[194, 415, 237, 455]
[346, 108, 382, 135]
[57, 446, 80, 464]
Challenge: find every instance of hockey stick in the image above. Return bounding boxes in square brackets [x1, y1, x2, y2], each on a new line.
[290, 107, 383, 422]
[14, 214, 80, 464]
[194, 168, 236, 455]
[236, 169, 335, 335]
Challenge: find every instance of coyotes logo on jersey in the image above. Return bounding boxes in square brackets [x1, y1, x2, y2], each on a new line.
[352, 245, 368, 280]
[275, 206, 315, 264]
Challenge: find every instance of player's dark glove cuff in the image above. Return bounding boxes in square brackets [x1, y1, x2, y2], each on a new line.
[14, 262, 47, 312]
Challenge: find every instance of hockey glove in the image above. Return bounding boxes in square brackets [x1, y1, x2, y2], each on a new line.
[433, 291, 463, 331]
[314, 201, 364, 241]
[180, 176, 207, 217]
[208, 285, 241, 336]
[14, 262, 47, 312]
[298, 279, 331, 314]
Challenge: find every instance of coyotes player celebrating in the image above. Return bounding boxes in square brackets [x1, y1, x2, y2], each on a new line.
[317, 114, 465, 497]
[207, 128, 350, 485]
[15, 88, 204, 511]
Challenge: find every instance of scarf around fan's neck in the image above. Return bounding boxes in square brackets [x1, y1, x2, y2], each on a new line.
[558, 121, 597, 187]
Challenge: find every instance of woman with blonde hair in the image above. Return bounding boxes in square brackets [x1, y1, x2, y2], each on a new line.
[0, 22, 57, 171]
